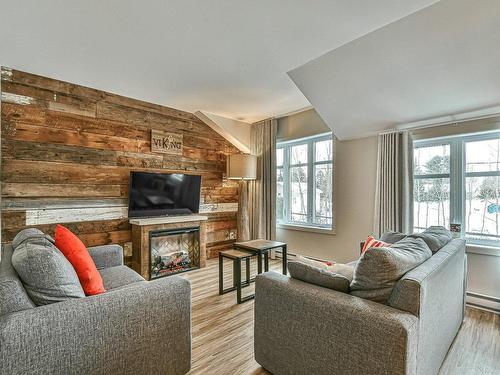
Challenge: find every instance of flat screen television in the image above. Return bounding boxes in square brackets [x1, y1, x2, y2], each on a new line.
[128, 172, 201, 218]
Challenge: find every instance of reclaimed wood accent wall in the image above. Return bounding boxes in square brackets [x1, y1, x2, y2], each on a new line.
[1, 67, 240, 262]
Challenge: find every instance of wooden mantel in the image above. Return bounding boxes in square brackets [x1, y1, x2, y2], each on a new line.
[129, 215, 208, 226]
[130, 215, 208, 280]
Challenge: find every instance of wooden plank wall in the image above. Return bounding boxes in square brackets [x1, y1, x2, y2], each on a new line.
[0, 67, 240, 263]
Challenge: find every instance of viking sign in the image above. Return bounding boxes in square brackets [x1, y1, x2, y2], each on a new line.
[151, 130, 183, 155]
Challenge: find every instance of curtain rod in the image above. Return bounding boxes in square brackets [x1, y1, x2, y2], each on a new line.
[377, 106, 500, 136]
[394, 105, 500, 133]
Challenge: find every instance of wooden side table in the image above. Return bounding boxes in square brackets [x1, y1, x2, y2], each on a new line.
[234, 239, 287, 275]
[219, 249, 257, 304]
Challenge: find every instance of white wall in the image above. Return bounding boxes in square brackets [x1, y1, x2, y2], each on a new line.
[195, 111, 251, 153]
[277, 108, 330, 141]
[466, 248, 500, 298]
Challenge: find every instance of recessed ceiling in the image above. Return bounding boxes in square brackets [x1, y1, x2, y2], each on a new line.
[289, 0, 500, 139]
[0, 0, 437, 123]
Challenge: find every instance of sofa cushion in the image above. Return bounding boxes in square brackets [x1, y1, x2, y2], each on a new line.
[288, 261, 350, 293]
[294, 254, 330, 269]
[328, 263, 355, 282]
[11, 229, 85, 305]
[54, 225, 105, 296]
[0, 244, 35, 316]
[380, 231, 407, 244]
[99, 265, 145, 291]
[350, 237, 432, 303]
[408, 226, 452, 253]
[295, 255, 355, 281]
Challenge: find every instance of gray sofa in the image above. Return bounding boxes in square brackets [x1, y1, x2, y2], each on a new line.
[254, 238, 467, 375]
[0, 243, 191, 375]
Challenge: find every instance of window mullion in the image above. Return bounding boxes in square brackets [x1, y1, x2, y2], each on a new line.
[450, 139, 464, 236]
[284, 145, 290, 224]
[414, 173, 450, 179]
[465, 171, 500, 178]
[458, 140, 465, 238]
[308, 140, 314, 225]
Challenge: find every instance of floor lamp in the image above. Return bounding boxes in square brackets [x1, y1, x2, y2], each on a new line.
[226, 154, 257, 241]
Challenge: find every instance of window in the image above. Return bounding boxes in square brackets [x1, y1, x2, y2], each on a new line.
[413, 132, 500, 246]
[413, 144, 451, 231]
[276, 133, 333, 229]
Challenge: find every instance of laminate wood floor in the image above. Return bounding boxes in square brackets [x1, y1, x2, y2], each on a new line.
[181, 258, 500, 375]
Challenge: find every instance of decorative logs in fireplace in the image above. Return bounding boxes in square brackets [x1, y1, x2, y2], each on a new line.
[150, 227, 200, 279]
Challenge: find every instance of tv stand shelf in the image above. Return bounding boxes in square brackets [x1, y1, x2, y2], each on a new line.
[130, 215, 208, 280]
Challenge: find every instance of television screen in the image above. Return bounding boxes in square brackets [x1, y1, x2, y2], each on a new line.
[128, 172, 201, 218]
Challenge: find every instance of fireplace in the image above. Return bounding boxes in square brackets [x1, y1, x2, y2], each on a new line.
[130, 215, 207, 280]
[149, 227, 200, 279]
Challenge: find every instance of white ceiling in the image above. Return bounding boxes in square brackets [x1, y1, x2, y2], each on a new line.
[289, 0, 500, 139]
[0, 0, 438, 123]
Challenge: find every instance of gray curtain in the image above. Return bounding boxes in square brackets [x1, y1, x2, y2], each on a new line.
[248, 118, 277, 240]
[373, 131, 414, 237]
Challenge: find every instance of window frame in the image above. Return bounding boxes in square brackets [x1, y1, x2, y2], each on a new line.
[414, 130, 500, 247]
[276, 132, 334, 232]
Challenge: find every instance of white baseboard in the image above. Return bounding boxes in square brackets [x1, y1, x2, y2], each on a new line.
[466, 292, 500, 314]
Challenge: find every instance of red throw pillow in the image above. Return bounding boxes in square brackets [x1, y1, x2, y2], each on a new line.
[54, 225, 105, 296]
[361, 235, 391, 254]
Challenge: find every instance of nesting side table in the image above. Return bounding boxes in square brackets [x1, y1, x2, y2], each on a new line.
[218, 249, 257, 304]
[234, 239, 287, 275]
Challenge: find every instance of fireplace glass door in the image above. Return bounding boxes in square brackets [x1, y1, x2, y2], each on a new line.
[149, 227, 200, 279]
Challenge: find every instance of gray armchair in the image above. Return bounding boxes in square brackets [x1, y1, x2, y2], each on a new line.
[0, 243, 192, 375]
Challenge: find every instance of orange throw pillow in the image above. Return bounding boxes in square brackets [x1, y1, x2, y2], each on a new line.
[54, 225, 105, 296]
[361, 235, 391, 254]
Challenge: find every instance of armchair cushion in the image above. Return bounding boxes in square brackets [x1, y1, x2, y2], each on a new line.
[99, 266, 145, 291]
[380, 230, 407, 244]
[288, 261, 350, 293]
[0, 245, 35, 316]
[295, 255, 355, 281]
[11, 230, 85, 305]
[350, 237, 432, 303]
[12, 228, 54, 249]
[408, 226, 452, 253]
[88, 244, 124, 270]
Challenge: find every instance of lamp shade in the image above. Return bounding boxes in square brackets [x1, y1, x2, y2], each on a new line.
[226, 154, 257, 180]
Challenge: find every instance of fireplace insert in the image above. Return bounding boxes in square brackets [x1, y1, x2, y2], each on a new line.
[149, 227, 200, 279]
